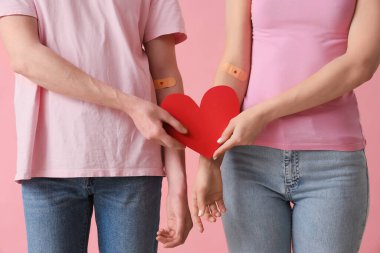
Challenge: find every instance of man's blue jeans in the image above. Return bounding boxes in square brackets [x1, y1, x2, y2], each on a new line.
[21, 176, 163, 253]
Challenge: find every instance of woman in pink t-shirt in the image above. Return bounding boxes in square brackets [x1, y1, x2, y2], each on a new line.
[0, 0, 192, 252]
[191, 0, 380, 252]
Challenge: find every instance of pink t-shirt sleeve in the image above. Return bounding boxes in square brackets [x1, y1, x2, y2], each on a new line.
[144, 0, 187, 44]
[0, 0, 37, 18]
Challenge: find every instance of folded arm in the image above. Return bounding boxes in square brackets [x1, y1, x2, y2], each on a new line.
[0, 15, 186, 149]
[214, 0, 380, 158]
[256, 0, 380, 124]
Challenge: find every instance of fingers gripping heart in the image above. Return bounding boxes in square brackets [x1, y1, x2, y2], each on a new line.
[160, 85, 240, 158]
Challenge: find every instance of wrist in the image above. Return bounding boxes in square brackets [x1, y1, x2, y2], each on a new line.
[168, 183, 187, 197]
[199, 155, 222, 170]
[167, 172, 187, 196]
[253, 99, 280, 124]
[115, 92, 140, 115]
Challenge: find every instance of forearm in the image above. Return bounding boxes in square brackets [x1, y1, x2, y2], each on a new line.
[214, 12, 252, 104]
[161, 100, 187, 196]
[199, 155, 223, 170]
[259, 54, 378, 123]
[213, 55, 250, 104]
[155, 70, 187, 194]
[164, 148, 187, 195]
[13, 44, 136, 113]
[154, 67, 184, 104]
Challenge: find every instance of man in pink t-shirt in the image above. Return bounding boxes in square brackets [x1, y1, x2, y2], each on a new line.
[0, 0, 192, 252]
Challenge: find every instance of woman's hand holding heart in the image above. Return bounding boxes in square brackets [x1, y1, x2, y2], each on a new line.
[160, 86, 275, 232]
[213, 104, 274, 160]
[159, 85, 274, 159]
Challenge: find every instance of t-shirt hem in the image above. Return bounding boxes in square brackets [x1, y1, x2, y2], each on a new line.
[0, 9, 37, 19]
[252, 140, 366, 151]
[144, 28, 187, 44]
[14, 167, 166, 184]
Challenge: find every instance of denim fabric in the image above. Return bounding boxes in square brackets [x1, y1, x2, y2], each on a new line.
[221, 146, 369, 253]
[22, 176, 163, 253]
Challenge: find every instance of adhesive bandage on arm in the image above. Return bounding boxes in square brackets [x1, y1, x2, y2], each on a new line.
[221, 62, 249, 82]
[153, 77, 177, 90]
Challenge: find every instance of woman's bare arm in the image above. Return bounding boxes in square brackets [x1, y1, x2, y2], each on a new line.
[253, 0, 380, 124]
[214, 0, 380, 158]
[192, 0, 252, 232]
[213, 0, 252, 103]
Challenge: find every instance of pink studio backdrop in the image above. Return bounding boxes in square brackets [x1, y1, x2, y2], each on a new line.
[0, 1, 379, 252]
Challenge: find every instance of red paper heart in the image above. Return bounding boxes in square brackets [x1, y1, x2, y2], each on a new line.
[161, 85, 240, 158]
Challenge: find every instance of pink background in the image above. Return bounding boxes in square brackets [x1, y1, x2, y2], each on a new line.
[0, 1, 379, 252]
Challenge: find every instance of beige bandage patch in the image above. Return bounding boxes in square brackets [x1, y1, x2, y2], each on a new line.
[154, 77, 177, 90]
[222, 62, 249, 82]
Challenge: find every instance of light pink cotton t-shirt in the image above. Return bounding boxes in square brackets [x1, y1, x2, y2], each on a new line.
[243, 0, 366, 150]
[0, 0, 187, 181]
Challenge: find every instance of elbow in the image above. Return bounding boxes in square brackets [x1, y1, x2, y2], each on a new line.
[346, 54, 379, 84]
[10, 57, 30, 75]
[359, 61, 378, 83]
[154, 66, 180, 78]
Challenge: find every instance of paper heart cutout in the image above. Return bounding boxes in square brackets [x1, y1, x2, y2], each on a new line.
[161, 85, 240, 158]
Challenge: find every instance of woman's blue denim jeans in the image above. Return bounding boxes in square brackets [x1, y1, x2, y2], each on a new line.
[21, 176, 163, 253]
[221, 146, 369, 253]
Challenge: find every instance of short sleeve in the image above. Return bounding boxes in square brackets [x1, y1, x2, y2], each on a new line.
[0, 0, 37, 19]
[144, 0, 187, 44]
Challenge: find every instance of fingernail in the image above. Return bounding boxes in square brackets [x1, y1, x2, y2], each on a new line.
[213, 155, 218, 160]
[182, 128, 188, 134]
[198, 210, 204, 217]
[215, 212, 221, 217]
[217, 137, 224, 144]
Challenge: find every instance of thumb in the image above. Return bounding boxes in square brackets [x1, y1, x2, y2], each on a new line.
[160, 109, 188, 134]
[217, 120, 235, 144]
[192, 194, 204, 233]
[197, 194, 207, 217]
